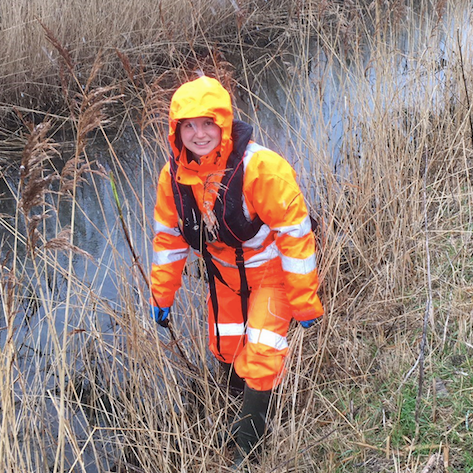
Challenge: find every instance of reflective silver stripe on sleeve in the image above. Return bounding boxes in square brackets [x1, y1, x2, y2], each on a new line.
[154, 220, 181, 237]
[244, 241, 278, 268]
[243, 224, 271, 249]
[247, 327, 288, 350]
[280, 253, 316, 274]
[214, 323, 246, 337]
[242, 142, 267, 170]
[273, 215, 312, 238]
[153, 248, 189, 266]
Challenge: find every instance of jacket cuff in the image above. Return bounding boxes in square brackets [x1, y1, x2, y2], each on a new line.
[149, 294, 174, 309]
[292, 307, 324, 322]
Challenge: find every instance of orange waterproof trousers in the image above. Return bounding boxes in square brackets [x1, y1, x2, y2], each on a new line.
[207, 275, 292, 392]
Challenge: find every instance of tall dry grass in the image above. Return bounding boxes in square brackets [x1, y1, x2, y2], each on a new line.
[0, 0, 320, 113]
[1, 0, 473, 472]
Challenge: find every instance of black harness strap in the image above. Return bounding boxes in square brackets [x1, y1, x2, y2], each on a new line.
[202, 244, 222, 356]
[211, 247, 251, 357]
[203, 244, 250, 358]
[235, 246, 249, 326]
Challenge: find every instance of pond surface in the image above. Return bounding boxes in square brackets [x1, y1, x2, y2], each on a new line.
[1, 0, 471, 372]
[1, 0, 471, 355]
[0, 3, 471, 470]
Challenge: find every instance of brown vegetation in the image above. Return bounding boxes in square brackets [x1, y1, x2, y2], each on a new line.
[0, 0, 472, 472]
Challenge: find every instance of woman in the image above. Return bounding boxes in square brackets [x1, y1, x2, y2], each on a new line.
[150, 75, 323, 466]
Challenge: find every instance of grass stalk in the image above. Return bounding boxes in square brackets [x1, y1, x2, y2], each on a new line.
[414, 147, 434, 437]
[456, 28, 473, 149]
[0, 1, 473, 471]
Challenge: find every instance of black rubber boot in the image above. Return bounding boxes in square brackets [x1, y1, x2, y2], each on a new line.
[220, 362, 245, 395]
[217, 363, 245, 449]
[232, 385, 272, 469]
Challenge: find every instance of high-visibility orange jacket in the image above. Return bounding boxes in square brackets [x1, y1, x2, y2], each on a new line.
[151, 76, 323, 323]
[151, 77, 323, 390]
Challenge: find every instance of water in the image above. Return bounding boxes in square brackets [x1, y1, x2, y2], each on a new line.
[2, 4, 471, 323]
[0, 130, 162, 470]
[0, 3, 472, 470]
[1, 0, 470, 376]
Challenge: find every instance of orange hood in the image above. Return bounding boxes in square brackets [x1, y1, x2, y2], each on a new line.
[168, 76, 234, 163]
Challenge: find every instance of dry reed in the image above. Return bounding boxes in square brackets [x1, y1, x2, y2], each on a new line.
[0, 0, 472, 472]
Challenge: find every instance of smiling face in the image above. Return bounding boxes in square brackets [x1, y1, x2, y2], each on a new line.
[179, 117, 222, 159]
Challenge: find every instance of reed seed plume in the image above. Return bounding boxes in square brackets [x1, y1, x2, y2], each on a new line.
[19, 121, 58, 185]
[139, 77, 173, 154]
[1, 1, 473, 472]
[18, 120, 60, 252]
[74, 86, 123, 155]
[37, 18, 75, 75]
[43, 226, 92, 259]
[116, 48, 140, 89]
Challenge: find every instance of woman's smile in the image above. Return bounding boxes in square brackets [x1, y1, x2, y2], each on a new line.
[180, 117, 221, 158]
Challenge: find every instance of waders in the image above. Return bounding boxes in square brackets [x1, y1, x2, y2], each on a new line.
[232, 385, 272, 469]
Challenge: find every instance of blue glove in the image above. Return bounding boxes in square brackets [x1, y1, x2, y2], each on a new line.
[300, 318, 321, 329]
[151, 306, 170, 327]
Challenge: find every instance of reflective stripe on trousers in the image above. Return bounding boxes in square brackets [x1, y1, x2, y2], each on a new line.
[207, 279, 292, 392]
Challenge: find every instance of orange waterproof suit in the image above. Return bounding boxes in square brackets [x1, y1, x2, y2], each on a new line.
[151, 76, 323, 391]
